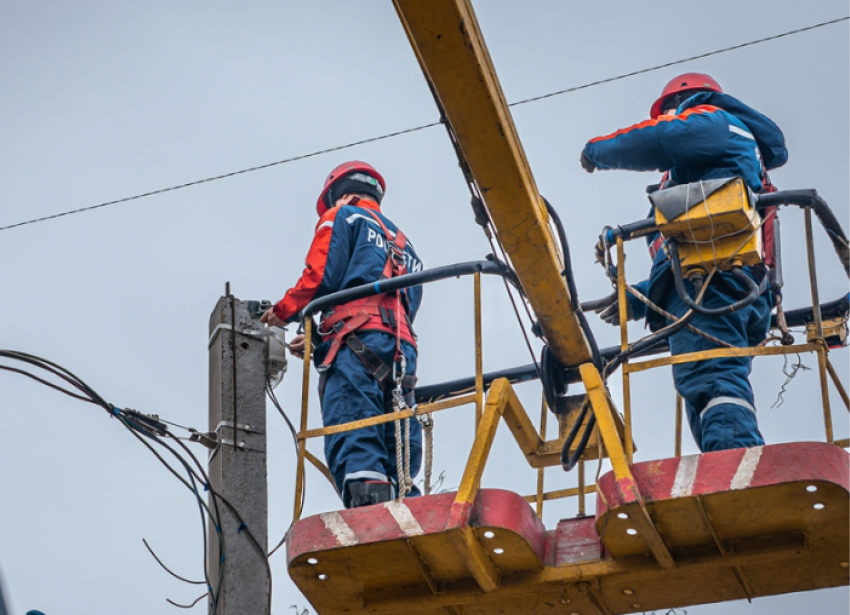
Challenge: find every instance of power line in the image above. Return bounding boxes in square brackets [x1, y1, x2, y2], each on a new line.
[1, 15, 846, 234]
[508, 16, 849, 107]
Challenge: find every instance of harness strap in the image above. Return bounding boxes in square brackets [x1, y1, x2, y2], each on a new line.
[317, 310, 374, 372]
[317, 208, 415, 374]
[345, 333, 417, 387]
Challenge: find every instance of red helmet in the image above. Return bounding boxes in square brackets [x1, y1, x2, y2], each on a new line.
[649, 73, 723, 119]
[315, 160, 386, 217]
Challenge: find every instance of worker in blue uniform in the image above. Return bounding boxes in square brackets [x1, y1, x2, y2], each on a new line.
[262, 161, 424, 507]
[580, 73, 788, 452]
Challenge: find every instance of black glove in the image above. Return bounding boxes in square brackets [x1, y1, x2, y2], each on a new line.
[596, 299, 634, 326]
[580, 150, 596, 173]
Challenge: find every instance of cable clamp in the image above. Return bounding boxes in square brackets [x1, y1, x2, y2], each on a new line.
[217, 437, 265, 453]
[208, 323, 267, 349]
[214, 420, 265, 436]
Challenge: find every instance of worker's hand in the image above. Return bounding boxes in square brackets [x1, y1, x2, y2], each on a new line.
[594, 236, 607, 265]
[288, 334, 306, 360]
[595, 300, 634, 326]
[580, 150, 596, 174]
[261, 307, 286, 328]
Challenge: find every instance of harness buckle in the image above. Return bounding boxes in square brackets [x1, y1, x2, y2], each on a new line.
[388, 241, 406, 268]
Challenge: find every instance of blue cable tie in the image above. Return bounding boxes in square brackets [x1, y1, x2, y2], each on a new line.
[203, 482, 210, 491]
[373, 281, 381, 294]
[237, 522, 247, 533]
[215, 525, 222, 534]
[606, 228, 615, 244]
[208, 584, 214, 593]
[220, 554, 225, 563]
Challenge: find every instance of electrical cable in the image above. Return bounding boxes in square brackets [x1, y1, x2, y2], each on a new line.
[0, 17, 843, 233]
[266, 378, 301, 559]
[0, 364, 95, 403]
[142, 539, 206, 585]
[166, 594, 208, 610]
[0, 350, 238, 614]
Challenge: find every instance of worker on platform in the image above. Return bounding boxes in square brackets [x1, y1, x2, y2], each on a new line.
[261, 161, 424, 507]
[579, 73, 788, 452]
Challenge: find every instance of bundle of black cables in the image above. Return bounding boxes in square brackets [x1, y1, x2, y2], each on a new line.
[0, 350, 272, 615]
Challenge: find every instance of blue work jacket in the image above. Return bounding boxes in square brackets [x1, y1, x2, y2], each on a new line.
[582, 92, 788, 330]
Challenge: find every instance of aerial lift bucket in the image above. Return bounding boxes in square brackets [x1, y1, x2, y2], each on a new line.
[287, 376, 849, 615]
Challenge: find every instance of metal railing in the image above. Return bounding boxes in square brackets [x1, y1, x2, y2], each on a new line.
[291, 259, 507, 521]
[609, 202, 850, 467]
[287, 199, 849, 523]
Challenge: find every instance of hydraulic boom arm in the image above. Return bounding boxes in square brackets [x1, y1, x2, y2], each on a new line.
[393, 0, 593, 367]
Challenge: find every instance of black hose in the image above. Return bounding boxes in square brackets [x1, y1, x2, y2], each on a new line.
[414, 340, 672, 404]
[302, 258, 505, 318]
[602, 318, 692, 381]
[564, 414, 597, 471]
[669, 239, 761, 316]
[543, 196, 603, 369]
[779, 293, 850, 328]
[544, 198, 579, 311]
[541, 345, 569, 410]
[604, 217, 659, 242]
[559, 401, 591, 470]
[757, 189, 850, 278]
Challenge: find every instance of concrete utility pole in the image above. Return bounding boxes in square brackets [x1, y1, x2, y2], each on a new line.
[207, 293, 270, 615]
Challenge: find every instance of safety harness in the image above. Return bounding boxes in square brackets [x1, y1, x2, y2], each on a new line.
[316, 208, 417, 389]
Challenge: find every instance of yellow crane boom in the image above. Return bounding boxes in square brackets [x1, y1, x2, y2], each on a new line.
[393, 0, 593, 368]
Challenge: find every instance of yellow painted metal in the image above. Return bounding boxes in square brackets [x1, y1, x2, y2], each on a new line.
[474, 271, 484, 427]
[293, 440, 306, 522]
[455, 379, 510, 506]
[522, 483, 598, 504]
[579, 365, 631, 483]
[625, 342, 821, 374]
[804, 207, 824, 339]
[675, 393, 684, 458]
[578, 459, 586, 516]
[535, 392, 547, 518]
[392, 0, 592, 367]
[655, 177, 763, 274]
[300, 317, 313, 431]
[304, 448, 338, 493]
[419, 393, 479, 414]
[616, 236, 634, 463]
[358, 533, 807, 614]
[581, 364, 675, 569]
[808, 316, 848, 346]
[297, 393, 475, 441]
[817, 345, 834, 443]
[293, 317, 313, 521]
[447, 525, 500, 592]
[826, 356, 850, 410]
[532, 397, 628, 467]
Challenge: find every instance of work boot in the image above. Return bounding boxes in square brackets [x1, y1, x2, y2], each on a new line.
[348, 480, 393, 508]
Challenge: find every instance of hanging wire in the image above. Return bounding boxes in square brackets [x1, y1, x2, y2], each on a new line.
[142, 538, 206, 585]
[0, 350, 283, 615]
[771, 353, 811, 408]
[1, 16, 845, 234]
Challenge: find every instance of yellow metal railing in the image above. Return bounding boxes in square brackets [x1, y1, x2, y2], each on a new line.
[612, 204, 850, 465]
[292, 271, 492, 521]
[290, 266, 609, 522]
[289, 212, 848, 524]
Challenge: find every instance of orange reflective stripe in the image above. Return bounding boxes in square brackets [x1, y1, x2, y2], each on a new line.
[590, 106, 719, 144]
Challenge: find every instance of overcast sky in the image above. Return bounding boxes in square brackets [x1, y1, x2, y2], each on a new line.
[0, 2, 848, 614]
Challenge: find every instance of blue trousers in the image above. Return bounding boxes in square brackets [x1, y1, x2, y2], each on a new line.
[663, 275, 769, 452]
[316, 331, 421, 508]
